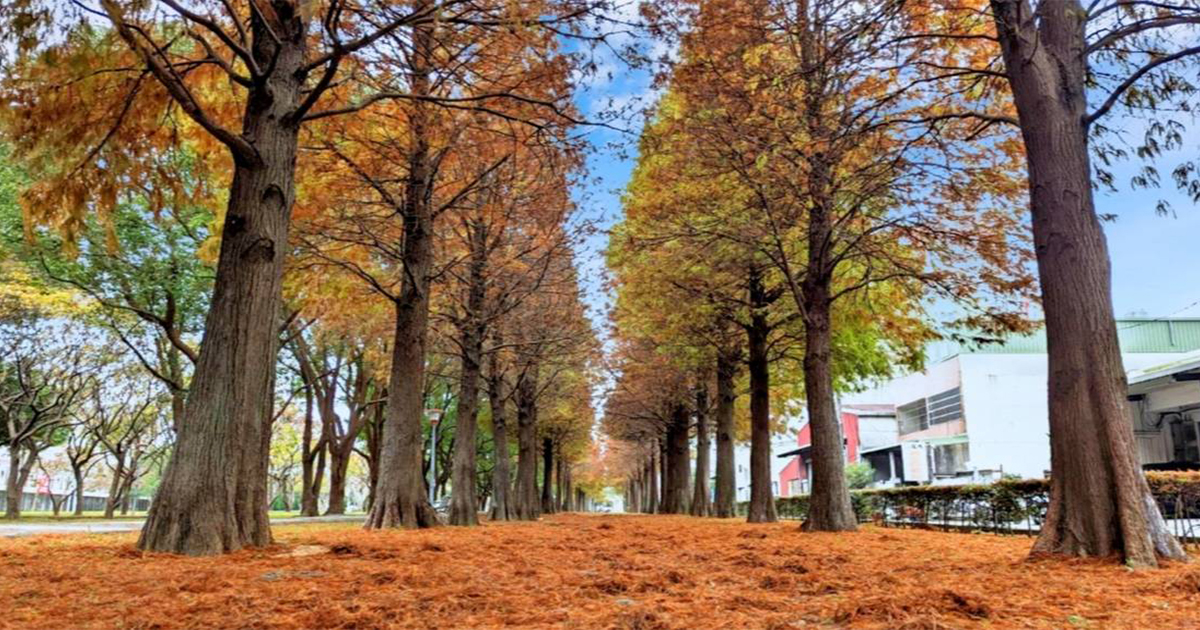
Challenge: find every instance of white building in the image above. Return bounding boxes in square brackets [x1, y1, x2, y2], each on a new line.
[732, 413, 805, 502]
[1128, 349, 1200, 467]
[844, 319, 1200, 484]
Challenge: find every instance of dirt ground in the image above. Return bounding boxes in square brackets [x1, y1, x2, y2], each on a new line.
[2, 513, 1199, 629]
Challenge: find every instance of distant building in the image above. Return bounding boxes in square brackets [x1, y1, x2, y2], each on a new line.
[1128, 348, 1200, 468]
[829, 318, 1200, 486]
[732, 427, 798, 503]
[0, 447, 148, 513]
[776, 404, 898, 496]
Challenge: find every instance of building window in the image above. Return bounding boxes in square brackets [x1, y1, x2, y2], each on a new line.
[898, 387, 963, 434]
[927, 387, 963, 425]
[898, 399, 927, 435]
[931, 442, 970, 476]
[1170, 417, 1200, 462]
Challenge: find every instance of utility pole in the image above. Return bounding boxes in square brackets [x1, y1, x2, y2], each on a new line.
[427, 408, 443, 503]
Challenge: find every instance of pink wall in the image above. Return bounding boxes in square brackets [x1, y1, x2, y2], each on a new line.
[778, 411, 860, 497]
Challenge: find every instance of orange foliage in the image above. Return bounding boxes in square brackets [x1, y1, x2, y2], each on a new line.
[3, 515, 1200, 629]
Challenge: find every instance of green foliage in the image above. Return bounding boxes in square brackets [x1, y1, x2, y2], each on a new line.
[0, 147, 213, 398]
[844, 462, 875, 490]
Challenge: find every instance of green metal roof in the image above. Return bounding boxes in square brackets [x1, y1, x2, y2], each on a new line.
[927, 319, 1200, 361]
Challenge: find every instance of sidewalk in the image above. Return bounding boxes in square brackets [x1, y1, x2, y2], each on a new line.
[0, 514, 365, 537]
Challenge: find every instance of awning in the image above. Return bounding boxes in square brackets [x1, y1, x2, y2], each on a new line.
[776, 446, 810, 459]
[1129, 349, 1200, 386]
[858, 443, 901, 456]
[921, 435, 969, 447]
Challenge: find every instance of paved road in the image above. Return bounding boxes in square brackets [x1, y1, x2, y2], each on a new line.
[0, 515, 365, 538]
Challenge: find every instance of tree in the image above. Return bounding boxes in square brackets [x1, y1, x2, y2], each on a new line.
[82, 380, 164, 519]
[0, 322, 94, 518]
[283, 0, 595, 530]
[269, 416, 303, 512]
[0, 0, 604, 553]
[493, 245, 599, 520]
[898, 0, 1200, 567]
[602, 339, 696, 515]
[0, 154, 214, 431]
[60, 417, 104, 516]
[985, 0, 1200, 566]
[285, 326, 380, 515]
[635, 0, 1033, 530]
[430, 123, 584, 525]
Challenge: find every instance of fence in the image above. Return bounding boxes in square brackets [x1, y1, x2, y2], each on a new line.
[736, 472, 1200, 547]
[0, 490, 151, 514]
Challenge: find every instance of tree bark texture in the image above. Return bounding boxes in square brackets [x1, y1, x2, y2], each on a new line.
[643, 451, 659, 514]
[136, 5, 307, 555]
[714, 351, 738, 517]
[364, 12, 439, 530]
[692, 382, 712, 517]
[541, 437, 556, 515]
[72, 466, 86, 516]
[992, 0, 1184, 566]
[449, 221, 487, 526]
[513, 366, 541, 520]
[487, 367, 514, 521]
[746, 271, 777, 523]
[661, 403, 691, 514]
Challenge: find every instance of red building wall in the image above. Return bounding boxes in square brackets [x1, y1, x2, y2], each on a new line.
[778, 411, 861, 497]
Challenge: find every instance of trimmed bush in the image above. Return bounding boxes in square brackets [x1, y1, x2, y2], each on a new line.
[735, 472, 1200, 540]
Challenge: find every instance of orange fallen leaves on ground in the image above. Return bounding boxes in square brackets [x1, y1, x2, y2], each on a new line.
[1, 514, 1198, 629]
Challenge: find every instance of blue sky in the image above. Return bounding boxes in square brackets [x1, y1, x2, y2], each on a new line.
[1101, 168, 1200, 319]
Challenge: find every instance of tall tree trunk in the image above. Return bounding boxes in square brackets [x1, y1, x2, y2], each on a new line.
[554, 449, 564, 511]
[746, 270, 777, 523]
[72, 465, 86, 516]
[364, 12, 439, 530]
[714, 351, 738, 517]
[628, 471, 640, 513]
[325, 443, 351, 515]
[364, 389, 385, 511]
[560, 461, 572, 512]
[307, 448, 326, 516]
[800, 292, 855, 531]
[450, 223, 487, 526]
[643, 450, 659, 514]
[541, 437, 555, 515]
[991, 0, 1184, 567]
[692, 382, 711, 517]
[660, 430, 674, 513]
[137, 7, 307, 555]
[787, 0, 855, 532]
[119, 474, 134, 515]
[487, 368, 514, 521]
[299, 384, 322, 517]
[5, 445, 23, 519]
[662, 404, 691, 514]
[105, 454, 125, 519]
[513, 367, 541, 520]
[449, 334, 482, 527]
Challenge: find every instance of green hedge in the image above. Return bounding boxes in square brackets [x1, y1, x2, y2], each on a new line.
[735, 472, 1200, 536]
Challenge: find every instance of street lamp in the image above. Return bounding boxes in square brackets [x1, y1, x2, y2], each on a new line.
[426, 408, 443, 504]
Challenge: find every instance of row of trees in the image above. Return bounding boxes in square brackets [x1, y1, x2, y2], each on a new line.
[0, 0, 614, 554]
[605, 0, 1200, 568]
[0, 281, 169, 520]
[606, 0, 1032, 527]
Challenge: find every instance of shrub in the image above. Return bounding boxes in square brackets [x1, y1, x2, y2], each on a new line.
[844, 462, 874, 490]
[735, 471, 1200, 539]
